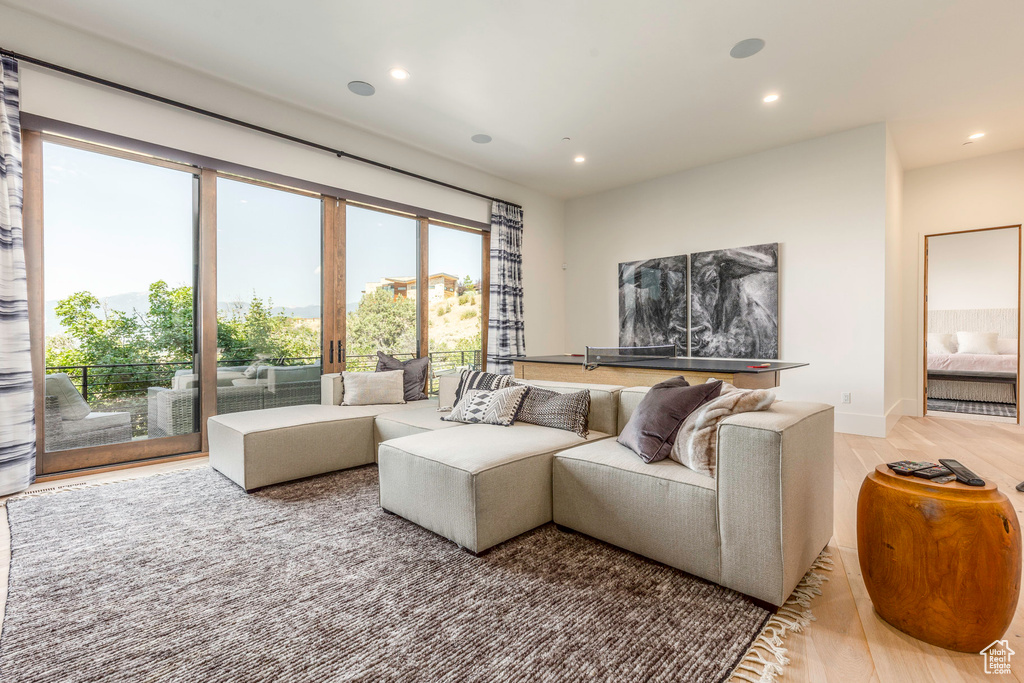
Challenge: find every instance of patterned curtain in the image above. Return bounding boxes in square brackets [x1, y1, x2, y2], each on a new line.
[0, 56, 35, 496]
[486, 201, 525, 374]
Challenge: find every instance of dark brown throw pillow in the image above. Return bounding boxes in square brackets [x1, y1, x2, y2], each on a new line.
[617, 377, 723, 463]
[375, 352, 430, 401]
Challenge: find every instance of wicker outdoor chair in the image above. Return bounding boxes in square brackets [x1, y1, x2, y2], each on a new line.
[44, 374, 132, 452]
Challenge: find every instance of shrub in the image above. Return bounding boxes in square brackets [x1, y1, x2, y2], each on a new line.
[460, 309, 478, 320]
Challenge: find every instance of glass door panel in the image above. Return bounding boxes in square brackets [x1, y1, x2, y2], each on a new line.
[41, 141, 198, 468]
[216, 178, 323, 413]
[345, 206, 419, 371]
[427, 225, 483, 392]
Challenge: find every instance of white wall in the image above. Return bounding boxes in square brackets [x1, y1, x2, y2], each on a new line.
[884, 130, 906, 431]
[0, 7, 567, 355]
[902, 148, 1024, 414]
[927, 229, 1019, 310]
[564, 124, 891, 436]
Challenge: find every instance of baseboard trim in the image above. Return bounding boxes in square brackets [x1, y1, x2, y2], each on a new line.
[834, 411, 887, 437]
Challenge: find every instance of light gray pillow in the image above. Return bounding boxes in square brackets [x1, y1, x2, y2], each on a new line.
[442, 385, 529, 427]
[341, 370, 406, 406]
[44, 373, 91, 420]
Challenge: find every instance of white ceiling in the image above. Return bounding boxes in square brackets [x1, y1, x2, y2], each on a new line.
[4, 0, 1024, 198]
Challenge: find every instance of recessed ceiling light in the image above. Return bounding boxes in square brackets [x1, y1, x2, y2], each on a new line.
[347, 81, 375, 96]
[574, 156, 585, 163]
[731, 38, 765, 59]
[763, 94, 779, 103]
[968, 132, 985, 139]
[471, 134, 492, 144]
[389, 67, 410, 80]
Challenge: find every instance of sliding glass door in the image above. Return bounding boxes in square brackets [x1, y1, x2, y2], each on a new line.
[38, 139, 200, 471]
[345, 205, 419, 371]
[216, 178, 323, 414]
[427, 224, 484, 391]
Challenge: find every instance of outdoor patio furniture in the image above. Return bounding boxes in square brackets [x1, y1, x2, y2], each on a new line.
[44, 373, 132, 452]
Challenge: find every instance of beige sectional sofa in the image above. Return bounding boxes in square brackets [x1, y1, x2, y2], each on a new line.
[208, 372, 833, 607]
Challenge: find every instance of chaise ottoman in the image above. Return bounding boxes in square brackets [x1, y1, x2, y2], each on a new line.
[208, 403, 417, 491]
[377, 424, 609, 554]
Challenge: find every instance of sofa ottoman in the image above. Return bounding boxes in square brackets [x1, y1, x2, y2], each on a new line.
[378, 424, 609, 554]
[209, 401, 435, 491]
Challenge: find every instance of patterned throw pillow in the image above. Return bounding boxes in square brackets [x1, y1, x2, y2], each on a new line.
[442, 385, 528, 427]
[515, 386, 590, 438]
[454, 370, 514, 405]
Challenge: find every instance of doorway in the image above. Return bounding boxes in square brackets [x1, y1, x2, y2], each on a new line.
[923, 225, 1021, 424]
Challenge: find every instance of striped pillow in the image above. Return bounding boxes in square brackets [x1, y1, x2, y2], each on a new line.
[454, 370, 514, 405]
[443, 385, 528, 427]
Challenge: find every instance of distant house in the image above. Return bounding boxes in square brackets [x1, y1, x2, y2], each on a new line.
[364, 273, 459, 302]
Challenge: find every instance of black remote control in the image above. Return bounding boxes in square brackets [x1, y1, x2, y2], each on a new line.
[938, 459, 985, 486]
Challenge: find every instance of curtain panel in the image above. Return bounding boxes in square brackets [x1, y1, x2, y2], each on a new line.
[486, 202, 525, 374]
[0, 56, 35, 496]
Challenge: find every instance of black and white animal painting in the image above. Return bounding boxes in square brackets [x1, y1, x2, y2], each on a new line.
[689, 243, 778, 359]
[618, 255, 688, 355]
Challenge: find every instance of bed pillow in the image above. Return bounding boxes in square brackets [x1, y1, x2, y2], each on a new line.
[341, 370, 406, 406]
[454, 370, 513, 404]
[927, 333, 956, 355]
[956, 331, 999, 355]
[442, 385, 529, 427]
[617, 377, 723, 464]
[515, 385, 591, 437]
[375, 352, 430, 401]
[684, 388, 776, 477]
[998, 338, 1018, 355]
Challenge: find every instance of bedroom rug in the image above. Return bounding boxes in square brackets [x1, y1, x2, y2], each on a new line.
[928, 397, 1016, 418]
[1, 466, 827, 683]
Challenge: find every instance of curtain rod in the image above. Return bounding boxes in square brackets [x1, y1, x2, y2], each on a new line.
[1, 47, 521, 210]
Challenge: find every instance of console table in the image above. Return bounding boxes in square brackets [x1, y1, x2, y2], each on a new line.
[857, 464, 1021, 652]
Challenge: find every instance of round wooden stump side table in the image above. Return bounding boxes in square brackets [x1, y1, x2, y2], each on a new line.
[857, 464, 1021, 653]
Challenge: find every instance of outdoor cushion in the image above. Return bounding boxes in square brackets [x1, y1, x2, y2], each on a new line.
[44, 373, 91, 421]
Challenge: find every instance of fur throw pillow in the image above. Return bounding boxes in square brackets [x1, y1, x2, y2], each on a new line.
[683, 388, 775, 477]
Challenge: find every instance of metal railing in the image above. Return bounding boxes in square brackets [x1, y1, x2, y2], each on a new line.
[46, 351, 480, 401]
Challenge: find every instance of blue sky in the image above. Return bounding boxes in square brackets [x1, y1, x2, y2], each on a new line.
[43, 142, 483, 324]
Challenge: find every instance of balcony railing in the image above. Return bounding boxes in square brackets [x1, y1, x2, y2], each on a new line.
[46, 350, 482, 403]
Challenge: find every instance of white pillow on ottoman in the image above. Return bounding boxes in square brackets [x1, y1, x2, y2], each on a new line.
[341, 370, 406, 406]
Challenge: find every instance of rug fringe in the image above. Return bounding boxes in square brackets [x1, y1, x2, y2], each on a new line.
[4, 464, 207, 503]
[729, 550, 833, 683]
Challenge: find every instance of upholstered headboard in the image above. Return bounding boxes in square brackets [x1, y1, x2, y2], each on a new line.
[928, 308, 1018, 339]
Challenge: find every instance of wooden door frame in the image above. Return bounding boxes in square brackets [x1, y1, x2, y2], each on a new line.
[922, 224, 1022, 424]
[322, 197, 346, 374]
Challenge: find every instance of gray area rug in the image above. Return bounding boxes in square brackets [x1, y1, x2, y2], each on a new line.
[2, 466, 772, 682]
[928, 397, 1016, 418]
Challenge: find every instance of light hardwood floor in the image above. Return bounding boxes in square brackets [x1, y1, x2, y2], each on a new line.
[1, 415, 1021, 682]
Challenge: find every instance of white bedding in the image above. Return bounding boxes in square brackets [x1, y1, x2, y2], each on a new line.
[927, 352, 1017, 374]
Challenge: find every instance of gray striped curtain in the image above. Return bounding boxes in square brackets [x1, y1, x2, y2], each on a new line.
[486, 202, 525, 374]
[0, 56, 35, 496]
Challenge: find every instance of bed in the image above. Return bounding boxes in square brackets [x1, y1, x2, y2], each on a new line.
[926, 308, 1018, 405]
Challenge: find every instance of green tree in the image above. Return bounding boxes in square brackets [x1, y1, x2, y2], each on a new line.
[346, 288, 417, 356]
[147, 281, 194, 361]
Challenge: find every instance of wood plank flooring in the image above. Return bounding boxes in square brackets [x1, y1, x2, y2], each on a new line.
[2, 415, 1022, 682]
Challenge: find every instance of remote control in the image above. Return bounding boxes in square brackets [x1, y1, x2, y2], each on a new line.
[887, 461, 935, 476]
[912, 466, 952, 480]
[938, 459, 985, 486]
[934, 474, 956, 485]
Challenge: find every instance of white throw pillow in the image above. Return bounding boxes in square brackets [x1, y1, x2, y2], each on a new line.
[956, 331, 999, 355]
[927, 333, 956, 354]
[442, 385, 529, 426]
[341, 370, 406, 406]
[998, 338, 1018, 355]
[681, 385, 775, 477]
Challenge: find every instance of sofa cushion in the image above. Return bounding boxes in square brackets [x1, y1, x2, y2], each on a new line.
[515, 386, 590, 437]
[514, 380, 624, 435]
[552, 438, 720, 582]
[44, 373, 91, 421]
[617, 378, 722, 463]
[454, 370, 513, 404]
[443, 385, 528, 426]
[342, 370, 405, 406]
[61, 410, 131, 436]
[376, 352, 430, 401]
[374, 405, 465, 443]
